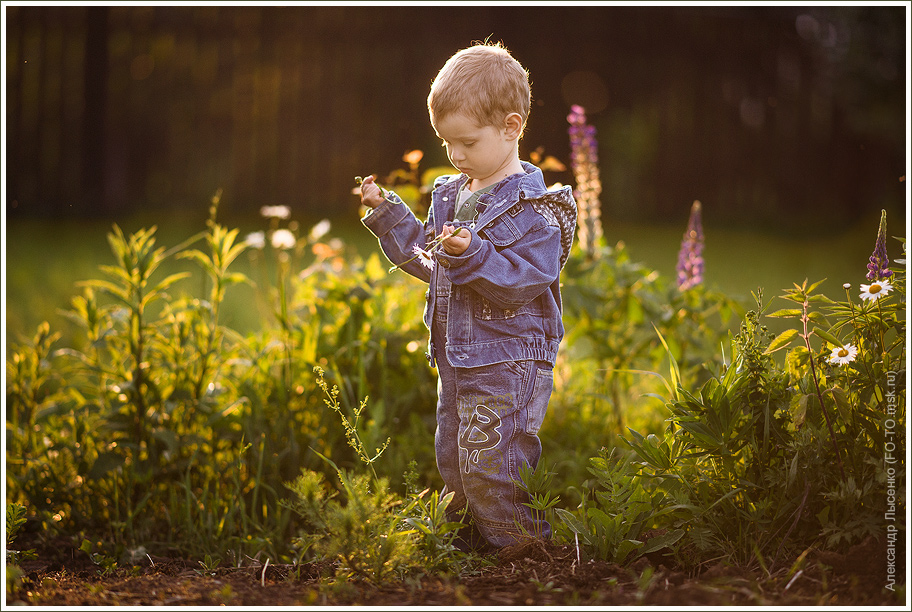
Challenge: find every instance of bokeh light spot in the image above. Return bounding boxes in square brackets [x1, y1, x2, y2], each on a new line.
[561, 70, 609, 114]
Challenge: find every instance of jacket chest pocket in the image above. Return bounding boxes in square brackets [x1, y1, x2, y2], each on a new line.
[478, 214, 521, 247]
[475, 296, 541, 320]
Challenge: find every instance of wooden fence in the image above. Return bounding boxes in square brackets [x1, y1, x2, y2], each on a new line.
[5, 5, 905, 228]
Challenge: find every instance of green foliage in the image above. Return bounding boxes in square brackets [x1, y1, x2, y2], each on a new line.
[400, 486, 468, 575]
[548, 241, 742, 492]
[5, 196, 438, 565]
[5, 176, 904, 585]
[313, 365, 390, 482]
[280, 381, 474, 584]
[79, 539, 119, 576]
[6, 502, 37, 589]
[284, 468, 418, 583]
[553, 448, 684, 564]
[617, 260, 905, 568]
[5, 502, 36, 601]
[516, 462, 562, 541]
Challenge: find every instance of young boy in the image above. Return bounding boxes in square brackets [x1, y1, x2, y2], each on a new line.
[359, 42, 577, 551]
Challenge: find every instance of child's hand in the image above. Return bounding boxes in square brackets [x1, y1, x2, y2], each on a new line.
[439, 224, 470, 256]
[357, 175, 386, 209]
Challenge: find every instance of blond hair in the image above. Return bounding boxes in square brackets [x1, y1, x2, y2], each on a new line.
[428, 42, 531, 132]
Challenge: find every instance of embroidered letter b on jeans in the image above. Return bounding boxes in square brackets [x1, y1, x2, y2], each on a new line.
[436, 358, 553, 548]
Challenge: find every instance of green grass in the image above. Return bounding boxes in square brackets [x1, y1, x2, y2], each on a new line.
[4, 209, 893, 346]
[604, 216, 882, 303]
[4, 212, 373, 345]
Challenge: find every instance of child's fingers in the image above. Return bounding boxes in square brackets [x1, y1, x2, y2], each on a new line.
[439, 225, 462, 240]
[359, 175, 386, 208]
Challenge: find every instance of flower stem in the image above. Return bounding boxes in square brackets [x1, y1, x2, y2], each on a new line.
[355, 175, 395, 206]
[388, 228, 463, 273]
[875, 298, 888, 368]
[844, 286, 876, 384]
[801, 299, 847, 481]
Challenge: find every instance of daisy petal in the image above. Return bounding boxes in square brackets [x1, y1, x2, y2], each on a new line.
[412, 244, 435, 270]
[859, 280, 893, 302]
[828, 344, 858, 366]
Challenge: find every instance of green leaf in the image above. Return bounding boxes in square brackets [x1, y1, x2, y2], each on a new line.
[79, 279, 130, 305]
[764, 329, 799, 354]
[79, 539, 94, 555]
[403, 518, 432, 535]
[149, 272, 192, 295]
[812, 326, 844, 348]
[587, 507, 617, 538]
[807, 311, 828, 323]
[829, 387, 853, 422]
[806, 278, 827, 294]
[816, 506, 830, 526]
[653, 325, 681, 401]
[177, 249, 215, 272]
[615, 539, 643, 563]
[639, 528, 685, 555]
[767, 308, 802, 318]
[555, 508, 588, 535]
[223, 272, 252, 286]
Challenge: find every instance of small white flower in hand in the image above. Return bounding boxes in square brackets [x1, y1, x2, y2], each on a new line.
[412, 244, 435, 270]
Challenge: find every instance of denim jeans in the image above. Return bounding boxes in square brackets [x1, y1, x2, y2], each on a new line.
[432, 270, 553, 549]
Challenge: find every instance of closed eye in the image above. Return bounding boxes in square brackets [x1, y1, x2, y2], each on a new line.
[440, 139, 474, 148]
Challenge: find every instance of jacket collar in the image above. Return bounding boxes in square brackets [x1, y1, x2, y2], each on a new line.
[435, 161, 548, 230]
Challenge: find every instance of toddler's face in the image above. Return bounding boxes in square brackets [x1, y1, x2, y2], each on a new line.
[433, 112, 517, 189]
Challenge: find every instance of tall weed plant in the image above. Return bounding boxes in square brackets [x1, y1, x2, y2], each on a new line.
[280, 368, 471, 583]
[613, 228, 905, 569]
[5, 194, 439, 564]
[549, 241, 742, 493]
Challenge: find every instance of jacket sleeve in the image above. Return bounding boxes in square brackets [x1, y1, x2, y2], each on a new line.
[361, 191, 434, 284]
[436, 209, 560, 310]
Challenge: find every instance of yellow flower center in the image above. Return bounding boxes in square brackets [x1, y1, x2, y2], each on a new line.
[838, 348, 849, 358]
[870, 284, 882, 293]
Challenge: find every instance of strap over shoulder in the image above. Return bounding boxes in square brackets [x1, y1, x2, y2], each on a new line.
[529, 185, 578, 269]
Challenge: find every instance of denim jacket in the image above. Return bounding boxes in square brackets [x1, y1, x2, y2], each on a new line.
[362, 161, 577, 368]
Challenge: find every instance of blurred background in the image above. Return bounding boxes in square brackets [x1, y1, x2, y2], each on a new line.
[4, 3, 909, 338]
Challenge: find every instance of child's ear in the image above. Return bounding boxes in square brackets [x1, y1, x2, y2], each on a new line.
[502, 113, 524, 140]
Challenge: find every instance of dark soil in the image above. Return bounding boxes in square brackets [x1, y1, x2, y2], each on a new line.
[8, 533, 905, 607]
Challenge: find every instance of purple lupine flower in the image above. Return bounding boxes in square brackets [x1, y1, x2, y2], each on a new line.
[568, 105, 599, 171]
[866, 209, 893, 282]
[676, 200, 704, 290]
[566, 105, 603, 257]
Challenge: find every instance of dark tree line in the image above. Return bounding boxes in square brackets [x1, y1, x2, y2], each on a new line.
[5, 4, 906, 230]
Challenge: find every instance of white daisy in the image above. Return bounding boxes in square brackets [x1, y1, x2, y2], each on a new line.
[270, 228, 297, 250]
[828, 344, 858, 366]
[308, 219, 331, 242]
[244, 231, 266, 249]
[260, 205, 292, 219]
[412, 244, 435, 270]
[859, 280, 893, 302]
